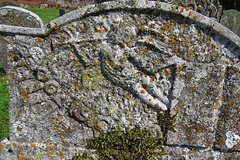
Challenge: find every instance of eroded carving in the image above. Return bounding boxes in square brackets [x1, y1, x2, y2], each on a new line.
[6, 6, 238, 136]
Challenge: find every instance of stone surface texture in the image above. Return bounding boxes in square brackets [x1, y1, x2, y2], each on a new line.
[0, 0, 239, 159]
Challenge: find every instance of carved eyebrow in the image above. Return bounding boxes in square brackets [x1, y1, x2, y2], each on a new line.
[137, 39, 172, 57]
[137, 27, 173, 57]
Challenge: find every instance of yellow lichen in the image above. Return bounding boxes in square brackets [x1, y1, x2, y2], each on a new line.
[60, 151, 65, 159]
[96, 124, 102, 130]
[143, 47, 149, 54]
[54, 117, 60, 121]
[140, 89, 146, 94]
[187, 11, 192, 18]
[36, 37, 44, 42]
[120, 57, 127, 61]
[48, 152, 53, 157]
[18, 152, 24, 155]
[9, 53, 15, 63]
[36, 153, 41, 159]
[193, 15, 198, 20]
[59, 131, 63, 136]
[164, 69, 171, 77]
[52, 22, 58, 29]
[0, 144, 3, 151]
[180, 7, 185, 12]
[218, 30, 223, 33]
[103, 28, 108, 33]
[51, 146, 55, 150]
[32, 144, 36, 148]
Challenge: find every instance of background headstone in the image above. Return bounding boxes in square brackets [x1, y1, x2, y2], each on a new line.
[219, 0, 240, 12]
[220, 9, 240, 36]
[0, 6, 44, 73]
[59, 8, 65, 17]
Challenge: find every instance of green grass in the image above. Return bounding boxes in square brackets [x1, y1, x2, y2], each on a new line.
[0, 63, 9, 142]
[26, 8, 73, 24]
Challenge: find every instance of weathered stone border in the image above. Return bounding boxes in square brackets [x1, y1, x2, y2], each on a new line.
[0, 0, 240, 48]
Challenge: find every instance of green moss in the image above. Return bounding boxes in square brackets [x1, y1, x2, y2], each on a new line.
[70, 106, 178, 159]
[68, 151, 94, 160]
[156, 109, 178, 140]
[85, 127, 168, 160]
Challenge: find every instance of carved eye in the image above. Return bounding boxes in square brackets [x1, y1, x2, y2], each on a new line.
[44, 80, 59, 95]
[30, 47, 45, 64]
[37, 70, 48, 82]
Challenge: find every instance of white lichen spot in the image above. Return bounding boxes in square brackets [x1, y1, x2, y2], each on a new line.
[225, 131, 240, 148]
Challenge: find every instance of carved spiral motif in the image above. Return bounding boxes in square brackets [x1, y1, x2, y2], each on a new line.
[44, 80, 60, 95]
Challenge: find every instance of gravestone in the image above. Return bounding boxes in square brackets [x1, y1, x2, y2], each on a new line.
[220, 9, 240, 36]
[0, 0, 239, 159]
[0, 6, 44, 73]
[59, 9, 65, 17]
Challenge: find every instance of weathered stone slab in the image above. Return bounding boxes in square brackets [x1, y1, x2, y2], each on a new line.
[0, 0, 239, 159]
[167, 63, 226, 147]
[215, 65, 240, 150]
[0, 6, 44, 27]
[220, 9, 240, 36]
[0, 6, 44, 73]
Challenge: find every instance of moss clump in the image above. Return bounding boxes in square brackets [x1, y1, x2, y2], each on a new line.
[156, 109, 178, 140]
[85, 127, 168, 160]
[69, 108, 178, 159]
[68, 151, 94, 160]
